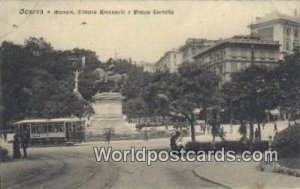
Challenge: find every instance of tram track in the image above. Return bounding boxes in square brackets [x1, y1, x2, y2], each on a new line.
[53, 151, 119, 189]
[2, 149, 119, 189]
[54, 152, 102, 189]
[1, 156, 50, 189]
[2, 154, 69, 189]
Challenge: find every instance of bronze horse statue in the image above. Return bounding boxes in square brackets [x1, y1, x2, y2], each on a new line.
[93, 68, 128, 93]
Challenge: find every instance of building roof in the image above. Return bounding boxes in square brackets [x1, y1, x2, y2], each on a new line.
[249, 11, 300, 28]
[155, 49, 178, 65]
[194, 35, 280, 59]
[179, 38, 218, 51]
[14, 117, 83, 124]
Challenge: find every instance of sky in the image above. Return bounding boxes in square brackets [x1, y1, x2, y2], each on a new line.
[1, 0, 299, 63]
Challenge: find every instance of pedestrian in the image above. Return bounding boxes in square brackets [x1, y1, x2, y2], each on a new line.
[207, 125, 210, 135]
[268, 136, 272, 150]
[105, 130, 111, 144]
[3, 132, 7, 142]
[20, 134, 29, 158]
[262, 123, 265, 130]
[13, 135, 21, 159]
[254, 128, 259, 143]
[274, 122, 277, 131]
[170, 131, 181, 151]
[143, 130, 148, 141]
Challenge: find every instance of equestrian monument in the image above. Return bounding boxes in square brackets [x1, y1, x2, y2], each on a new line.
[86, 64, 136, 139]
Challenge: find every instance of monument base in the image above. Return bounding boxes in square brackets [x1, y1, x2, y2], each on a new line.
[85, 92, 137, 140]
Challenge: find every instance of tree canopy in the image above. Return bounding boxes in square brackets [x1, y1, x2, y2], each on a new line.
[0, 38, 97, 129]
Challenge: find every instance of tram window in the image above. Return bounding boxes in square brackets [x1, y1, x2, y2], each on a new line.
[40, 126, 47, 133]
[53, 124, 63, 132]
[32, 126, 37, 133]
[57, 126, 63, 132]
[32, 126, 46, 133]
[48, 123, 54, 132]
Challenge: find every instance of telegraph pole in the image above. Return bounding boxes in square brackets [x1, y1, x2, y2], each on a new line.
[249, 23, 256, 150]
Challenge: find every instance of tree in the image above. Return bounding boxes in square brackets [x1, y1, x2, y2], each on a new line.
[165, 63, 220, 142]
[24, 37, 53, 56]
[124, 97, 147, 123]
[222, 65, 280, 146]
[273, 53, 300, 120]
[0, 39, 96, 129]
[178, 62, 220, 126]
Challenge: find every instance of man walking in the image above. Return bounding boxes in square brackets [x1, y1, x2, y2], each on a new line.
[20, 135, 29, 158]
[13, 135, 21, 159]
[170, 131, 181, 151]
[105, 130, 111, 144]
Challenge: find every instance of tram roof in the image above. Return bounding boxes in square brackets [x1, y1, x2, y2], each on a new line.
[14, 117, 83, 124]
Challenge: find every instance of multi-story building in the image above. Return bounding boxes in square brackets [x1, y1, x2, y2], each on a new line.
[139, 61, 155, 73]
[249, 11, 300, 57]
[155, 39, 217, 73]
[194, 35, 280, 82]
[179, 38, 219, 63]
[155, 49, 182, 73]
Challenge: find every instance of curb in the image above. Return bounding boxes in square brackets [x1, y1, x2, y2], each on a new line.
[192, 170, 231, 189]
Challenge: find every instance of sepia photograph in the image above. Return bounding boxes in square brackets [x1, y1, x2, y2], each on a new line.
[0, 0, 300, 188]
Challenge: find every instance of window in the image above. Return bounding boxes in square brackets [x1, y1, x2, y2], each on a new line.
[219, 65, 223, 73]
[231, 63, 237, 72]
[32, 125, 47, 133]
[294, 29, 299, 38]
[286, 27, 291, 36]
[241, 63, 247, 69]
[48, 123, 54, 132]
[293, 41, 299, 51]
[286, 41, 290, 51]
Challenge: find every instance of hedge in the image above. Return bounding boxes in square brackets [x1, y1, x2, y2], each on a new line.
[272, 124, 300, 158]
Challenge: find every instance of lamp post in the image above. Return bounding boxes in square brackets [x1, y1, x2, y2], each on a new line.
[249, 42, 256, 150]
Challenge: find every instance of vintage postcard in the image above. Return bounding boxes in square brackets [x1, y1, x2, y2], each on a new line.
[0, 0, 300, 189]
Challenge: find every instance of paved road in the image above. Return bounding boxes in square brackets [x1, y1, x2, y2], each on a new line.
[1, 143, 224, 189]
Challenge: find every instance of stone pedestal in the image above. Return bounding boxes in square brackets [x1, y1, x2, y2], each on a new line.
[86, 92, 136, 139]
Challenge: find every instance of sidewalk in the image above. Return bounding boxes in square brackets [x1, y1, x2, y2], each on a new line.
[193, 160, 300, 188]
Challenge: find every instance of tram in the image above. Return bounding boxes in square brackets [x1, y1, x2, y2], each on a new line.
[14, 118, 85, 144]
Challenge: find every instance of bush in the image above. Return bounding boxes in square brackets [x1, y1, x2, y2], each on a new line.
[0, 147, 9, 158]
[272, 125, 300, 158]
[185, 142, 214, 152]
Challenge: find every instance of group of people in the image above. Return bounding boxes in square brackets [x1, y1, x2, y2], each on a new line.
[13, 134, 29, 159]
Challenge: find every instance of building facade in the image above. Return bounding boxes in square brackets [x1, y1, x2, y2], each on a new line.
[249, 11, 300, 57]
[194, 35, 280, 83]
[179, 38, 219, 63]
[155, 39, 217, 73]
[140, 62, 155, 73]
[155, 49, 182, 73]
